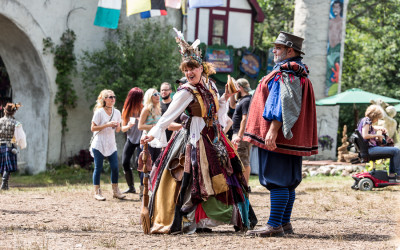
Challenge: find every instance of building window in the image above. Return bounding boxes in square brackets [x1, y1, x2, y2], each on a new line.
[212, 19, 225, 45]
[209, 12, 227, 45]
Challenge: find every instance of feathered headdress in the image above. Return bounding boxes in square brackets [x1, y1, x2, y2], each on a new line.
[173, 27, 202, 64]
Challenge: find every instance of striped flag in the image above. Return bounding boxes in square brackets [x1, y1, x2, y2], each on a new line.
[94, 0, 122, 29]
[188, 0, 223, 9]
[140, 0, 167, 19]
[126, 0, 151, 16]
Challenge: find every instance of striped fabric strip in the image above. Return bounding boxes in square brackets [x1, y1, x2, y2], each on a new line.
[267, 188, 289, 227]
[280, 72, 302, 140]
[282, 190, 296, 224]
[244, 133, 318, 152]
[140, 0, 167, 19]
[94, 0, 122, 29]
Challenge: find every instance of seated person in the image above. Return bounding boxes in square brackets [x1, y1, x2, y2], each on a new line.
[357, 105, 400, 182]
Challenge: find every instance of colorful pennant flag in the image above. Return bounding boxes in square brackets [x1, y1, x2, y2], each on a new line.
[188, 0, 223, 9]
[165, 0, 181, 9]
[126, 0, 151, 16]
[181, 0, 188, 15]
[94, 0, 122, 29]
[140, 0, 167, 19]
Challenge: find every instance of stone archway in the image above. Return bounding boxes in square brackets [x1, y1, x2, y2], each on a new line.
[0, 13, 51, 174]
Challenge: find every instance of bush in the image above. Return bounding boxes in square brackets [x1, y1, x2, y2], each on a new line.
[67, 149, 93, 170]
[80, 21, 182, 107]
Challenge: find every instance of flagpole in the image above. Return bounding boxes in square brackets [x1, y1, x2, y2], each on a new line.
[337, 0, 349, 94]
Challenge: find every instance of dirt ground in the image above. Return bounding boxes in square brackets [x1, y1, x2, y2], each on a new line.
[0, 177, 399, 249]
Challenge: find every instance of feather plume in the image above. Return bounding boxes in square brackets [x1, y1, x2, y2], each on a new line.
[173, 27, 202, 63]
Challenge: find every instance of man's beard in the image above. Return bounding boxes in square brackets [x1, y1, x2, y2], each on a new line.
[161, 94, 170, 100]
[274, 49, 287, 63]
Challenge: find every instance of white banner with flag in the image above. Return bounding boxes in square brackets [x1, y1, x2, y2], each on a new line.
[165, 0, 181, 9]
[188, 0, 223, 9]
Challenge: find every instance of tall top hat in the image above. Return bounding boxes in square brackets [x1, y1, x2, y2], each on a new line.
[272, 31, 305, 55]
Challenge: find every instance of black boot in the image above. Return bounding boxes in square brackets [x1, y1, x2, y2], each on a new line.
[122, 170, 136, 194]
[1, 171, 10, 190]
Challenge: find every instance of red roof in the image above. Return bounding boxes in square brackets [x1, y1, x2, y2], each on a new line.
[248, 0, 265, 23]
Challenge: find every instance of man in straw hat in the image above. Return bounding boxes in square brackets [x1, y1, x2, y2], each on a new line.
[245, 32, 318, 237]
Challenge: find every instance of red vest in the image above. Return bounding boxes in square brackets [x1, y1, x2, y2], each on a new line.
[244, 70, 318, 156]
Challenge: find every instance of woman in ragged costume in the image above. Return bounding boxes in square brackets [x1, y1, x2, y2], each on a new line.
[141, 29, 257, 234]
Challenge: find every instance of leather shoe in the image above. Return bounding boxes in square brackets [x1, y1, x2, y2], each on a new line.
[247, 224, 284, 237]
[282, 222, 293, 234]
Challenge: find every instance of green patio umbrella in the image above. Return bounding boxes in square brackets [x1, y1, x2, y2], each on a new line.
[316, 88, 400, 127]
[394, 104, 400, 113]
[316, 88, 400, 106]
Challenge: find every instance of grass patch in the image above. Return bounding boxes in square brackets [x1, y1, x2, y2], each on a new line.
[249, 174, 354, 188]
[9, 167, 391, 193]
[302, 175, 353, 183]
[10, 165, 142, 187]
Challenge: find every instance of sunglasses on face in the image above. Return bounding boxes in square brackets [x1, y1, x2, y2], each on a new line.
[152, 92, 160, 97]
[106, 96, 116, 99]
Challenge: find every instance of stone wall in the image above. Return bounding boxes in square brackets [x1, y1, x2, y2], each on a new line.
[0, 0, 181, 173]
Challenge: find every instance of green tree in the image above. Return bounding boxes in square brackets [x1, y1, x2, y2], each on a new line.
[339, 0, 400, 135]
[253, 0, 295, 50]
[343, 0, 400, 98]
[80, 22, 182, 107]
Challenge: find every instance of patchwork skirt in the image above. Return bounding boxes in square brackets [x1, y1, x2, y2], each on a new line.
[148, 126, 257, 234]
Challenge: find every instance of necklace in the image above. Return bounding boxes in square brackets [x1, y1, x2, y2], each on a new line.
[104, 106, 113, 115]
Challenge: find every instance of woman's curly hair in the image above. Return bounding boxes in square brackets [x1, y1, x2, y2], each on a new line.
[365, 105, 383, 121]
[179, 59, 216, 80]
